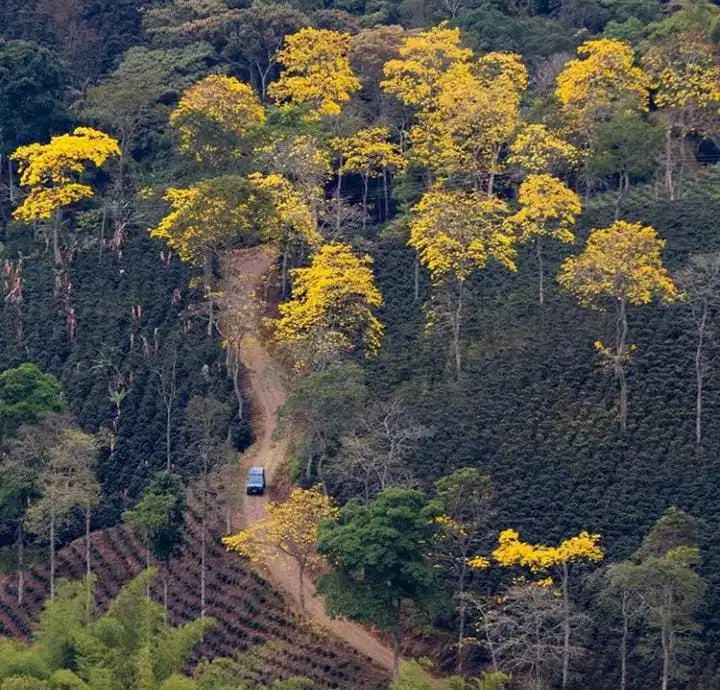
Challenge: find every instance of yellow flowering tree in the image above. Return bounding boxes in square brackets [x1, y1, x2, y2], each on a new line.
[254, 133, 332, 232]
[149, 175, 275, 334]
[642, 30, 720, 199]
[429, 52, 528, 191]
[169, 74, 265, 165]
[11, 127, 121, 265]
[272, 243, 384, 368]
[510, 174, 582, 305]
[409, 185, 515, 377]
[331, 126, 405, 229]
[223, 485, 339, 613]
[558, 221, 678, 431]
[248, 172, 321, 296]
[381, 24, 471, 109]
[507, 123, 581, 176]
[491, 528, 604, 690]
[268, 28, 361, 117]
[556, 39, 650, 141]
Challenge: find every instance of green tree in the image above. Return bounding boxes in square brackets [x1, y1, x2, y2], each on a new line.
[0, 363, 63, 436]
[0, 40, 70, 155]
[433, 469, 494, 671]
[23, 417, 99, 600]
[123, 472, 187, 623]
[316, 487, 443, 680]
[277, 363, 366, 482]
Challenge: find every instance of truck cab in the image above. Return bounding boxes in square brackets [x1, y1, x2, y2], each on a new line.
[246, 466, 266, 495]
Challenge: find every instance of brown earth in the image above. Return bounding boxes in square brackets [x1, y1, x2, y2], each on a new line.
[224, 246, 395, 674]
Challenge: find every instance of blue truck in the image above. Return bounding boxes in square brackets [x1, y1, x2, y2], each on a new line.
[246, 466, 266, 495]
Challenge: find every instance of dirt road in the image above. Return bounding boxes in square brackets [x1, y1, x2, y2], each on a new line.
[223, 247, 395, 675]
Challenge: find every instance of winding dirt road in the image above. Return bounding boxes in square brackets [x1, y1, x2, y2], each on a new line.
[223, 247, 394, 675]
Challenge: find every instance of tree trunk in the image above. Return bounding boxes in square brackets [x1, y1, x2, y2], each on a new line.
[50, 504, 56, 600]
[695, 306, 707, 444]
[620, 592, 628, 690]
[145, 541, 151, 599]
[392, 628, 401, 682]
[335, 165, 343, 234]
[414, 251, 420, 302]
[456, 565, 467, 672]
[52, 209, 62, 267]
[85, 508, 92, 579]
[661, 615, 670, 690]
[201, 471, 207, 618]
[615, 298, 629, 432]
[383, 167, 390, 221]
[8, 154, 15, 204]
[204, 253, 214, 337]
[536, 238, 544, 306]
[298, 561, 306, 615]
[281, 239, 290, 298]
[166, 403, 172, 470]
[665, 124, 675, 201]
[17, 521, 24, 606]
[561, 561, 570, 690]
[452, 281, 464, 378]
[164, 575, 169, 627]
[362, 175, 369, 231]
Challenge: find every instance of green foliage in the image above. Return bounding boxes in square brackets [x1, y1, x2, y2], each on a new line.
[123, 471, 187, 565]
[0, 40, 71, 154]
[1, 571, 214, 689]
[0, 364, 64, 435]
[317, 487, 443, 631]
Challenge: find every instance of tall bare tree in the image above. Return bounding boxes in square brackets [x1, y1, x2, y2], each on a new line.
[184, 395, 231, 617]
[675, 252, 720, 444]
[326, 398, 430, 501]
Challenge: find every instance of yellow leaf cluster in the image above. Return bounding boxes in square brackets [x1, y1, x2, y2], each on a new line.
[409, 185, 516, 283]
[510, 174, 582, 244]
[11, 127, 120, 221]
[557, 221, 678, 308]
[149, 175, 276, 265]
[507, 124, 581, 175]
[170, 74, 265, 162]
[248, 172, 321, 248]
[642, 31, 720, 117]
[492, 528, 604, 572]
[222, 485, 339, 568]
[381, 24, 471, 107]
[420, 54, 526, 179]
[556, 39, 650, 133]
[332, 127, 405, 178]
[268, 28, 361, 117]
[468, 554, 490, 569]
[272, 243, 384, 359]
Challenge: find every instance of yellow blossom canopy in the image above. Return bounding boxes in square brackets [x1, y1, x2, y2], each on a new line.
[11, 127, 120, 221]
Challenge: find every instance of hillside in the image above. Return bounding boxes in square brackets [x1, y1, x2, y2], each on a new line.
[2, 0, 720, 688]
[0, 486, 389, 689]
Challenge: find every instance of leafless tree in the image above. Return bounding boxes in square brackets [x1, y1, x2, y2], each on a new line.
[481, 582, 588, 690]
[184, 396, 231, 617]
[675, 252, 720, 444]
[325, 398, 431, 501]
[152, 345, 178, 470]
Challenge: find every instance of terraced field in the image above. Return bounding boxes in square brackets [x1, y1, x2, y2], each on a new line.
[0, 489, 388, 689]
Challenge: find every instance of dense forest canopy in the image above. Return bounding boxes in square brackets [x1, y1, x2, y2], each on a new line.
[2, 0, 720, 688]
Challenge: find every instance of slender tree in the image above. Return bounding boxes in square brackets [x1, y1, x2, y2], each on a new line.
[558, 221, 678, 431]
[675, 253, 720, 444]
[409, 185, 516, 377]
[489, 528, 604, 689]
[184, 396, 231, 617]
[223, 485, 339, 615]
[433, 469, 494, 671]
[316, 487, 442, 680]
